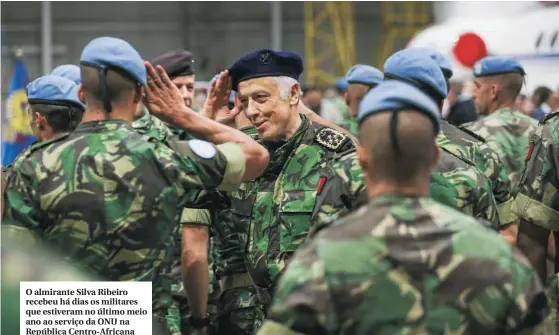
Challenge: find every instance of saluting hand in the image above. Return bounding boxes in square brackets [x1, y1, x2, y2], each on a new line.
[202, 71, 239, 124]
[143, 61, 192, 124]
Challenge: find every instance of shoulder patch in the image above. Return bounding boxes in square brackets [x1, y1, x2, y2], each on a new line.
[541, 111, 559, 125]
[315, 128, 348, 151]
[457, 125, 486, 143]
[188, 139, 216, 159]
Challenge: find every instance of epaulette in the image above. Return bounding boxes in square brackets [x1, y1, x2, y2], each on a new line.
[22, 133, 69, 158]
[457, 125, 487, 143]
[540, 111, 559, 125]
[314, 127, 353, 153]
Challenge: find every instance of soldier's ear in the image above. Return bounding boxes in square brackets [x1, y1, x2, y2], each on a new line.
[289, 83, 300, 106]
[77, 85, 86, 105]
[357, 145, 369, 174]
[344, 92, 350, 106]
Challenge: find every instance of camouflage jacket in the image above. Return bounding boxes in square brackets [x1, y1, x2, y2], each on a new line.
[434, 148, 499, 226]
[258, 195, 552, 335]
[462, 107, 538, 193]
[2, 119, 246, 312]
[131, 109, 174, 141]
[214, 116, 361, 289]
[437, 120, 516, 226]
[314, 148, 500, 230]
[513, 111, 559, 231]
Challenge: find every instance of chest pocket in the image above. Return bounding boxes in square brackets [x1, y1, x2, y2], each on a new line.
[276, 189, 317, 253]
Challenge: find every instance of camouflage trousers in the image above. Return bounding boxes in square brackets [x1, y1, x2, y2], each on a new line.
[167, 270, 221, 334]
[216, 285, 269, 335]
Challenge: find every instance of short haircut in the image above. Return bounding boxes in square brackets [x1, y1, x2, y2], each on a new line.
[359, 110, 436, 185]
[493, 72, 524, 101]
[31, 103, 84, 133]
[80, 64, 140, 110]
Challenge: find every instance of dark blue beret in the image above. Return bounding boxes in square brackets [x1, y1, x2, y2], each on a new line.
[383, 48, 447, 100]
[473, 56, 525, 77]
[357, 80, 440, 134]
[228, 49, 303, 91]
[152, 50, 194, 78]
[80, 36, 147, 86]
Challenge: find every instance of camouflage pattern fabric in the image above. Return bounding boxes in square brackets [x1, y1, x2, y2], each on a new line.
[132, 111, 224, 334]
[513, 112, 559, 231]
[258, 195, 552, 335]
[463, 107, 538, 193]
[436, 120, 516, 226]
[434, 148, 499, 226]
[213, 116, 360, 335]
[1, 226, 98, 335]
[314, 148, 500, 230]
[132, 108, 175, 141]
[2, 119, 246, 319]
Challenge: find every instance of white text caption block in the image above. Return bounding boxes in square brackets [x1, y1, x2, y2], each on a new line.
[20, 281, 152, 335]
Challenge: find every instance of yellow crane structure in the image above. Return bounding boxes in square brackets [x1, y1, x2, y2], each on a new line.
[304, 2, 355, 87]
[304, 1, 432, 86]
[376, 2, 432, 68]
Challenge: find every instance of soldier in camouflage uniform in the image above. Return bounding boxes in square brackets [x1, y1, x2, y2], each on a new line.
[2, 75, 85, 179]
[339, 64, 383, 136]
[383, 48, 517, 238]
[2, 37, 269, 334]
[462, 56, 538, 193]
[131, 52, 220, 335]
[313, 54, 499, 229]
[200, 49, 365, 335]
[514, 111, 559, 285]
[258, 80, 552, 335]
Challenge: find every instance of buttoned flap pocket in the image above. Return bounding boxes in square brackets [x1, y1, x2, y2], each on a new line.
[277, 190, 317, 251]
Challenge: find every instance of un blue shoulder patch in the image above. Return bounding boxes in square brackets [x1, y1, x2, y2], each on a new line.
[189, 139, 216, 159]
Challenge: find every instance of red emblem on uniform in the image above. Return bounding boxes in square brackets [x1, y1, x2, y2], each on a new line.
[526, 142, 534, 161]
[317, 176, 327, 195]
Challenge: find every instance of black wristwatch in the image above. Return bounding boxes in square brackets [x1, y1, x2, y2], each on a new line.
[188, 315, 211, 329]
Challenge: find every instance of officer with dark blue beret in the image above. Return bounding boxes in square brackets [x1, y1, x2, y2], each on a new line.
[214, 48, 361, 335]
[51, 64, 81, 85]
[26, 75, 85, 143]
[151, 50, 196, 109]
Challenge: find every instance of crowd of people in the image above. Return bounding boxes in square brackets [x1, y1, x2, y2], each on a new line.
[2, 35, 559, 335]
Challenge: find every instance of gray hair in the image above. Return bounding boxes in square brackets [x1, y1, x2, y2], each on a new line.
[272, 76, 299, 100]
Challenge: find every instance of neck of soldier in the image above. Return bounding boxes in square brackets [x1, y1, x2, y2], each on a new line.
[488, 99, 515, 115]
[281, 109, 303, 141]
[366, 175, 430, 199]
[81, 106, 135, 124]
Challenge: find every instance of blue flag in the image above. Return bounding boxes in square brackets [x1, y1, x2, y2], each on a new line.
[2, 57, 35, 166]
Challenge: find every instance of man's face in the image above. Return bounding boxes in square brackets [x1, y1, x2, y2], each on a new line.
[472, 77, 495, 115]
[172, 74, 195, 108]
[346, 84, 370, 118]
[238, 77, 298, 141]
